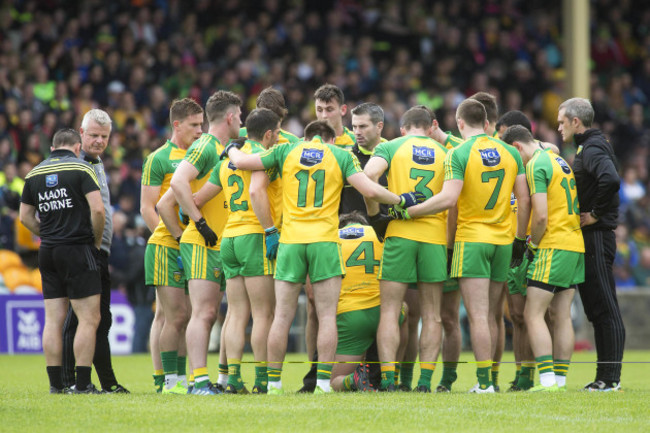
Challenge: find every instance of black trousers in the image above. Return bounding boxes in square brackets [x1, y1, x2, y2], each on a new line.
[62, 249, 118, 389]
[578, 230, 626, 383]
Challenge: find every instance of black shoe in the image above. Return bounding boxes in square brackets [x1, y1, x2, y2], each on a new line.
[415, 385, 431, 393]
[398, 384, 412, 392]
[379, 383, 396, 392]
[297, 385, 315, 393]
[507, 384, 523, 392]
[214, 383, 226, 393]
[583, 380, 622, 392]
[251, 385, 267, 394]
[435, 385, 450, 393]
[353, 364, 374, 392]
[225, 384, 249, 394]
[67, 383, 102, 394]
[50, 386, 65, 394]
[102, 384, 130, 394]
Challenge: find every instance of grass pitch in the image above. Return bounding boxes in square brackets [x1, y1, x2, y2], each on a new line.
[1, 351, 648, 432]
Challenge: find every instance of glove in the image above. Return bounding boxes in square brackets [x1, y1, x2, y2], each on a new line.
[388, 206, 410, 220]
[220, 137, 246, 160]
[447, 248, 454, 276]
[178, 207, 189, 225]
[368, 212, 392, 241]
[510, 236, 527, 268]
[525, 238, 538, 262]
[264, 226, 280, 260]
[195, 217, 217, 247]
[176, 255, 184, 271]
[398, 191, 426, 208]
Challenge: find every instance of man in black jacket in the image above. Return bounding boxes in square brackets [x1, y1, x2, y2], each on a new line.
[558, 97, 625, 392]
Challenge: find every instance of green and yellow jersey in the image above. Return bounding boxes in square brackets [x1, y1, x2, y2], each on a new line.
[180, 133, 228, 250]
[142, 140, 188, 248]
[444, 132, 463, 150]
[337, 224, 382, 315]
[209, 139, 282, 237]
[334, 127, 356, 151]
[259, 137, 362, 244]
[374, 135, 448, 245]
[239, 127, 300, 145]
[526, 148, 584, 252]
[445, 134, 525, 245]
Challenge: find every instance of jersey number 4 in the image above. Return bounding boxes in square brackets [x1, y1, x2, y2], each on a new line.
[345, 241, 380, 274]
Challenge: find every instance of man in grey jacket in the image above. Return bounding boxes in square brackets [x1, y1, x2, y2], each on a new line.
[62, 109, 128, 393]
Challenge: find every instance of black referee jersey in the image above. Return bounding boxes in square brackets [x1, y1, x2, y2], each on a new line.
[21, 149, 101, 247]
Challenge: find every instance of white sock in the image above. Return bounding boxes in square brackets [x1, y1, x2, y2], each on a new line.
[555, 375, 566, 387]
[539, 372, 555, 387]
[269, 380, 282, 390]
[316, 379, 331, 392]
[164, 373, 178, 389]
[217, 373, 228, 387]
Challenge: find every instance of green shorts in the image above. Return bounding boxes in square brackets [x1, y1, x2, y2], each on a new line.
[274, 242, 344, 284]
[379, 237, 447, 284]
[507, 256, 530, 296]
[450, 241, 511, 282]
[527, 248, 585, 291]
[336, 305, 406, 356]
[221, 234, 274, 280]
[144, 243, 185, 289]
[180, 242, 225, 289]
[443, 278, 459, 293]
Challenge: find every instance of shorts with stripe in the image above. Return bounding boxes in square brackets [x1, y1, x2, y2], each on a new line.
[39, 244, 101, 300]
[527, 248, 584, 291]
[507, 255, 530, 296]
[144, 243, 185, 289]
[379, 237, 447, 284]
[180, 242, 225, 290]
[220, 234, 274, 280]
[450, 241, 511, 282]
[274, 242, 344, 284]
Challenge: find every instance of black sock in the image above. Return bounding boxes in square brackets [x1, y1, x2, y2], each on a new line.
[46, 366, 64, 389]
[75, 366, 92, 390]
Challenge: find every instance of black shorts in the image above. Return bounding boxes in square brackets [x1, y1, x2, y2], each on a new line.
[39, 244, 102, 300]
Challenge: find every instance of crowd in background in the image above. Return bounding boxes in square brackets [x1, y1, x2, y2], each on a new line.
[1, 0, 650, 298]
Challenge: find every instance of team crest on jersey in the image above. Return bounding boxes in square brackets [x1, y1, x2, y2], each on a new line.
[412, 146, 435, 165]
[213, 267, 222, 279]
[173, 271, 182, 283]
[340, 226, 364, 239]
[300, 148, 324, 167]
[556, 157, 571, 174]
[45, 174, 58, 187]
[228, 161, 237, 171]
[479, 148, 501, 167]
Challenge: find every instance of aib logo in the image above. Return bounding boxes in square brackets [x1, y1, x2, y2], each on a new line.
[479, 148, 501, 167]
[16, 309, 42, 351]
[340, 226, 364, 239]
[300, 148, 324, 167]
[556, 157, 572, 174]
[45, 174, 58, 187]
[412, 146, 435, 165]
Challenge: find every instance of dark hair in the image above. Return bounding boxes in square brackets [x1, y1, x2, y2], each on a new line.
[169, 98, 204, 125]
[245, 108, 280, 141]
[339, 211, 369, 228]
[496, 110, 532, 133]
[205, 90, 241, 123]
[314, 83, 345, 105]
[351, 102, 384, 124]
[412, 104, 437, 120]
[469, 92, 498, 124]
[52, 128, 81, 148]
[401, 106, 433, 129]
[304, 120, 336, 142]
[257, 87, 289, 120]
[501, 125, 535, 146]
[456, 99, 487, 128]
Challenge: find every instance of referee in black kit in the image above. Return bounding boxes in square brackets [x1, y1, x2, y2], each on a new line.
[61, 109, 128, 393]
[558, 97, 625, 392]
[20, 129, 105, 393]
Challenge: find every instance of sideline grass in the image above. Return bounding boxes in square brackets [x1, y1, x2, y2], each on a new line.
[1, 351, 648, 432]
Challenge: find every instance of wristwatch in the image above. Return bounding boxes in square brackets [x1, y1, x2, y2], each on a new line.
[590, 210, 599, 220]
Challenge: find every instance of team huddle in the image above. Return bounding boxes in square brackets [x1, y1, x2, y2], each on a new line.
[139, 83, 592, 395]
